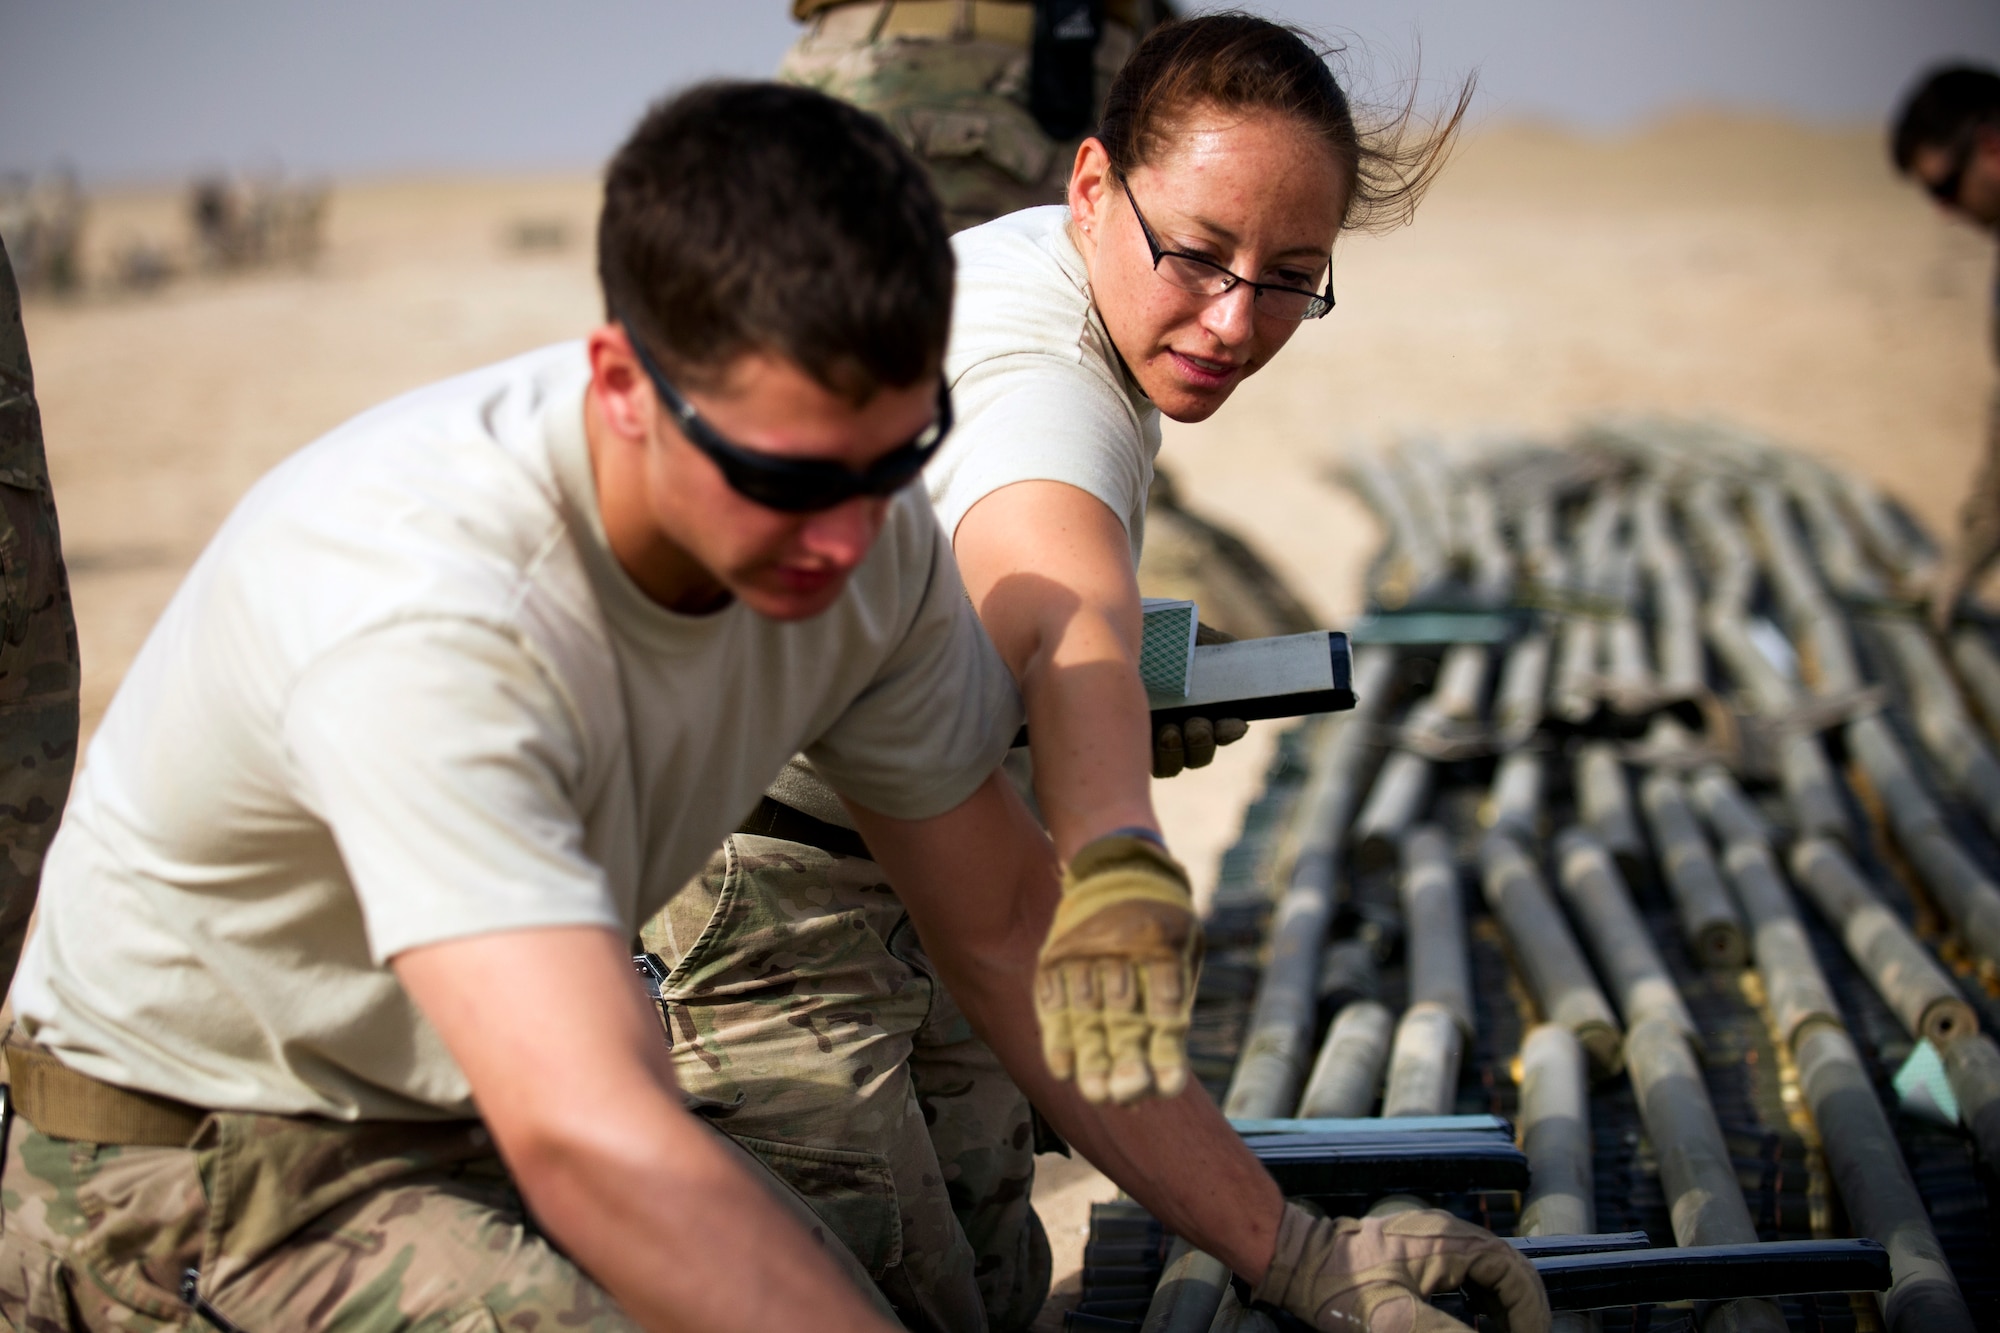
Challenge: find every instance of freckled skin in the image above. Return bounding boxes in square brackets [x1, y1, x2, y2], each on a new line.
[1066, 106, 1348, 425]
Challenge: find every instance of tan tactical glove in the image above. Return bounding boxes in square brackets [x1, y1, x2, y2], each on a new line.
[1155, 621, 1249, 777]
[1035, 833, 1200, 1104]
[1153, 715, 1250, 778]
[1251, 1204, 1550, 1333]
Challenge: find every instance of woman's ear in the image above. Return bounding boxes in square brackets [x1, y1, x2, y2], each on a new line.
[1067, 137, 1115, 252]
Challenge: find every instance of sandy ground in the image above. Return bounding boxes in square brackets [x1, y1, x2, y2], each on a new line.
[16, 113, 1998, 1325]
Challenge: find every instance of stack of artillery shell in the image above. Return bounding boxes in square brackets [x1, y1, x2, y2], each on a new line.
[1382, 826, 1472, 1117]
[1939, 1034, 2000, 1170]
[1451, 457, 1516, 610]
[1489, 631, 1554, 840]
[1576, 742, 1646, 886]
[1655, 466, 1979, 1329]
[1396, 441, 1459, 573]
[1638, 768, 1748, 967]
[1691, 768, 1844, 1046]
[1950, 627, 2000, 739]
[1493, 631, 1552, 750]
[1622, 1014, 1788, 1333]
[1135, 432, 1996, 1333]
[1792, 832, 2000, 1171]
[1516, 1022, 1597, 1333]
[1478, 831, 1623, 1077]
[1846, 712, 2000, 973]
[1633, 477, 1705, 702]
[1551, 487, 1623, 724]
[1553, 828, 1702, 1049]
[1796, 1025, 1979, 1333]
[1516, 1033, 1591, 1225]
[1487, 747, 1545, 844]
[1681, 477, 1850, 844]
[1692, 763, 1975, 1332]
[1788, 836, 1977, 1047]
[1772, 474, 2000, 977]
[1223, 647, 1397, 1121]
[1881, 619, 2000, 843]
[1353, 644, 1490, 871]
[1344, 451, 1448, 608]
[1295, 989, 1393, 1118]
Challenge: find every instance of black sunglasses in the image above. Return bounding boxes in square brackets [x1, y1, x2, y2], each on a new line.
[1121, 179, 1334, 321]
[623, 322, 953, 514]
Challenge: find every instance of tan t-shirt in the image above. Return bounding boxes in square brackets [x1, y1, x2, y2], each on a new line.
[13, 343, 1021, 1120]
[928, 204, 1161, 562]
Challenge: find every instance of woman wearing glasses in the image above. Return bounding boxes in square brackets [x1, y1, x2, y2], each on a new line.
[643, 15, 1469, 1332]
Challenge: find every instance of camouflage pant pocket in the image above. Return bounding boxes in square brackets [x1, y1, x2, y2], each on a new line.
[732, 1135, 903, 1280]
[0, 1231, 81, 1330]
[420, 1300, 504, 1333]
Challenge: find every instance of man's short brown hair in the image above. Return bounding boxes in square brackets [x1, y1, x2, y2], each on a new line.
[599, 82, 953, 403]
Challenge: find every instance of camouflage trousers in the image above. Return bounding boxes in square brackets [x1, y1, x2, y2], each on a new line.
[777, 5, 1133, 234]
[0, 1100, 895, 1330]
[640, 834, 1048, 1333]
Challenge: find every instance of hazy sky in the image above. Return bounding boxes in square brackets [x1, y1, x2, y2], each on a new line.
[5, 1, 1999, 185]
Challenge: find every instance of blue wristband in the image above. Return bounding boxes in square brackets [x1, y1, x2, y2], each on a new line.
[1102, 825, 1167, 849]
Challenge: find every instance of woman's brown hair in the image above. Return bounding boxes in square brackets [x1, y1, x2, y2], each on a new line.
[1096, 12, 1472, 234]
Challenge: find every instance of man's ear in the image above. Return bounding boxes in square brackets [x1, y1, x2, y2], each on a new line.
[587, 323, 652, 443]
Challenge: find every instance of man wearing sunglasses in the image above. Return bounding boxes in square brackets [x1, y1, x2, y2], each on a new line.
[0, 80, 1323, 1333]
[1892, 64, 2000, 629]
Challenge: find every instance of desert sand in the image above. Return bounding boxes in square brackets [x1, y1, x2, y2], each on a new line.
[16, 113, 1998, 1325]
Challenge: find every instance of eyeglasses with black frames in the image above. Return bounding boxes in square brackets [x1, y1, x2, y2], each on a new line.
[1119, 178, 1334, 322]
[622, 322, 953, 514]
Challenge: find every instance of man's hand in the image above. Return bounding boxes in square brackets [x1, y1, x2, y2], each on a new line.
[1251, 1205, 1550, 1333]
[1035, 833, 1200, 1103]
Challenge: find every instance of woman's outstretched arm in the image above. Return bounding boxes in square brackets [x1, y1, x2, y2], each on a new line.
[952, 478, 1156, 859]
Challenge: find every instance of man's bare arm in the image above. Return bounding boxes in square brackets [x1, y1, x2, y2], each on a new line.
[393, 925, 897, 1333]
[847, 775, 1284, 1281]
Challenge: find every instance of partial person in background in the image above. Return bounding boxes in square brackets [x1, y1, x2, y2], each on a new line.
[1892, 65, 2000, 630]
[0, 237, 81, 1000]
[649, 15, 1500, 1333]
[778, 0, 1312, 645]
[779, 0, 1167, 234]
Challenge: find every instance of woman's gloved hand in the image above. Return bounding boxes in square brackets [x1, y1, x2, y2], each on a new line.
[1034, 833, 1201, 1104]
[1154, 621, 1247, 777]
[1153, 715, 1249, 777]
[1251, 1204, 1550, 1333]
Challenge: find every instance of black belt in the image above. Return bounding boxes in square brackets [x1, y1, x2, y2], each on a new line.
[736, 796, 874, 862]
